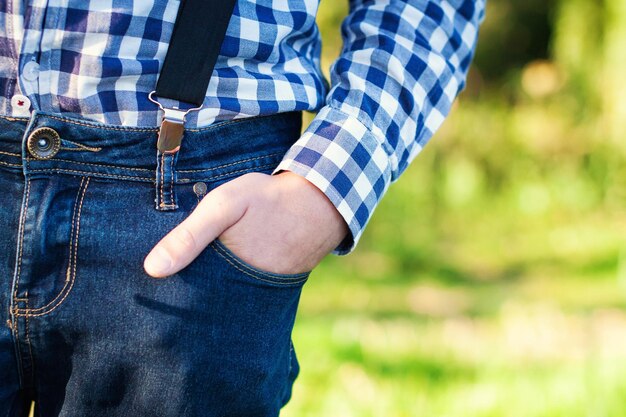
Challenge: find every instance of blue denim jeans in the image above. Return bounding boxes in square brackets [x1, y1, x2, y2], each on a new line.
[0, 111, 309, 417]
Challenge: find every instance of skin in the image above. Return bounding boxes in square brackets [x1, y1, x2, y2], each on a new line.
[143, 170, 349, 278]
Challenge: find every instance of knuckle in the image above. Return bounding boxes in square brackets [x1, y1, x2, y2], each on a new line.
[210, 185, 236, 208]
[213, 184, 250, 214]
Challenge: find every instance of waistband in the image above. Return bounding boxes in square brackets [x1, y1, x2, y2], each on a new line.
[0, 111, 302, 183]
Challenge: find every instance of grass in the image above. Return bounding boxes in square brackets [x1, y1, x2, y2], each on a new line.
[282, 208, 626, 416]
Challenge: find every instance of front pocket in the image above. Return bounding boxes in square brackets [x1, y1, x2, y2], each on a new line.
[209, 238, 311, 286]
[13, 175, 91, 317]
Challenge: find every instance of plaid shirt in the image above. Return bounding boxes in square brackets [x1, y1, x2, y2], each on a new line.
[0, 0, 485, 254]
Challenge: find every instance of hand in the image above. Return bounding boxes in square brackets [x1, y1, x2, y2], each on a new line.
[143, 171, 349, 278]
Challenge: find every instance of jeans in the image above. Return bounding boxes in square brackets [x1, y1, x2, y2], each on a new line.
[0, 111, 308, 417]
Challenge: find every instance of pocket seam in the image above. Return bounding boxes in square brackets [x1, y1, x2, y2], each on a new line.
[209, 239, 310, 286]
[16, 176, 91, 317]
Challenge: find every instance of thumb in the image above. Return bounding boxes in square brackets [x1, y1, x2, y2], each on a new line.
[143, 185, 247, 278]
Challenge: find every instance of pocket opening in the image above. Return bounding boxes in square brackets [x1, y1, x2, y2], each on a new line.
[209, 238, 311, 286]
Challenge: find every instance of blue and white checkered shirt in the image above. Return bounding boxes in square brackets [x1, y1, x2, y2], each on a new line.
[0, 0, 485, 254]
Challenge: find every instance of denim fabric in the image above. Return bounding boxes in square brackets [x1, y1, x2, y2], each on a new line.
[0, 111, 308, 417]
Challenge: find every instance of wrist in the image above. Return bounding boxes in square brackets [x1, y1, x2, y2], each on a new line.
[273, 170, 349, 249]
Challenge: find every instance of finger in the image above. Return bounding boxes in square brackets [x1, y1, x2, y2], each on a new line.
[143, 185, 248, 278]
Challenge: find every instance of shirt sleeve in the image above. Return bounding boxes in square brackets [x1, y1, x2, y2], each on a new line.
[273, 0, 486, 255]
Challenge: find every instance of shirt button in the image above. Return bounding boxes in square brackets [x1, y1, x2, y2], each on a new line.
[22, 61, 40, 82]
[10, 94, 32, 117]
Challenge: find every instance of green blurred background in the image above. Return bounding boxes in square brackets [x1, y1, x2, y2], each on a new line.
[282, 1, 626, 416]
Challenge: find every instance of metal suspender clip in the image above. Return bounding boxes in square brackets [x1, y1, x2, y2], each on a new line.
[148, 91, 202, 154]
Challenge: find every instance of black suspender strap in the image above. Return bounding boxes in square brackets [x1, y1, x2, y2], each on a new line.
[149, 0, 237, 153]
[156, 0, 237, 106]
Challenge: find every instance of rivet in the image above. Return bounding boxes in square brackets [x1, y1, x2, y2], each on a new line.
[193, 182, 207, 198]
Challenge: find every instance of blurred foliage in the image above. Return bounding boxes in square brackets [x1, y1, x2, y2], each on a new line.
[282, 1, 626, 416]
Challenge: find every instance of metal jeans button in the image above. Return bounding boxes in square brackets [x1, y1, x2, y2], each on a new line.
[193, 182, 207, 198]
[27, 127, 61, 159]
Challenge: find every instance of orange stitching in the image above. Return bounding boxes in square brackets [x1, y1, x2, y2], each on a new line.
[177, 152, 283, 173]
[32, 152, 281, 175]
[196, 163, 278, 182]
[41, 158, 152, 172]
[169, 152, 175, 206]
[209, 241, 309, 284]
[213, 240, 310, 280]
[0, 161, 22, 168]
[28, 168, 152, 182]
[12, 179, 31, 300]
[20, 177, 90, 317]
[18, 176, 84, 314]
[59, 139, 102, 152]
[59, 147, 100, 152]
[66, 176, 82, 283]
[0, 150, 20, 157]
[160, 152, 165, 207]
[212, 247, 308, 285]
[28, 162, 278, 184]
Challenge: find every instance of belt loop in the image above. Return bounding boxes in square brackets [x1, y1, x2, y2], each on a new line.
[149, 92, 202, 211]
[155, 148, 180, 210]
